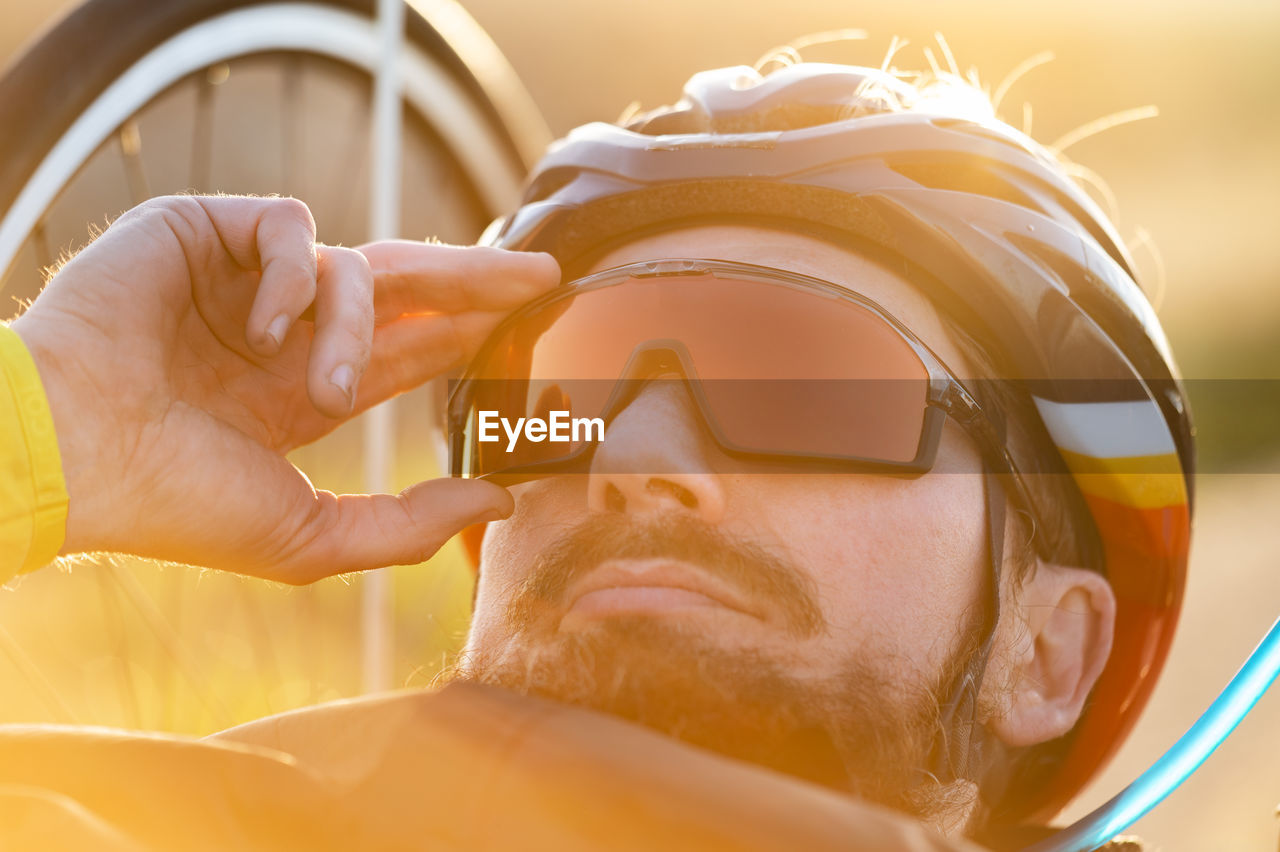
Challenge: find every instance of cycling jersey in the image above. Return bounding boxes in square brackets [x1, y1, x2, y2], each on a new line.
[0, 324, 67, 583]
[0, 681, 995, 850]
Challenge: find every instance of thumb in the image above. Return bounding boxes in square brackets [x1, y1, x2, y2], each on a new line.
[274, 478, 512, 582]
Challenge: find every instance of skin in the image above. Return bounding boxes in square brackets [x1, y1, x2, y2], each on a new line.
[470, 227, 990, 683]
[11, 195, 559, 581]
[465, 225, 1117, 825]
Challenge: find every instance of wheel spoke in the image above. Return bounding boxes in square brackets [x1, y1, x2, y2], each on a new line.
[118, 120, 151, 205]
[330, 92, 372, 241]
[282, 56, 302, 198]
[30, 220, 52, 276]
[189, 63, 227, 191]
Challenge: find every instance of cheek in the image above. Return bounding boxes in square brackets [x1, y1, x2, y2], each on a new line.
[470, 480, 580, 646]
[766, 472, 987, 666]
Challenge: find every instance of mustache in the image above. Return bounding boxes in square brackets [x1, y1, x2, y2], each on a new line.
[505, 512, 826, 638]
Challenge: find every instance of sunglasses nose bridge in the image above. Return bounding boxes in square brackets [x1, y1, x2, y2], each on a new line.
[617, 340, 700, 381]
[596, 340, 704, 423]
[585, 379, 727, 524]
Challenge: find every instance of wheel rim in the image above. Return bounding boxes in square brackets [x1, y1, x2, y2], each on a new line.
[0, 1, 544, 727]
[0, 2, 528, 282]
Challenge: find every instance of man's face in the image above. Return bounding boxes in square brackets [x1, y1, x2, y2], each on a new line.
[458, 225, 998, 816]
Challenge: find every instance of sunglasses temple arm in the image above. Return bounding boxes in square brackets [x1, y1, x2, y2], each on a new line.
[935, 382, 1037, 516]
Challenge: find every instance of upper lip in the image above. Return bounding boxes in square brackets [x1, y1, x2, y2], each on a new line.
[563, 558, 765, 620]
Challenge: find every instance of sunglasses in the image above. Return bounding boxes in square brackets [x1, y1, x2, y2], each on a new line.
[447, 258, 1025, 490]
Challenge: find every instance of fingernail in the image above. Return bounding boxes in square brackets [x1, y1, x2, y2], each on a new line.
[265, 313, 290, 349]
[329, 363, 355, 407]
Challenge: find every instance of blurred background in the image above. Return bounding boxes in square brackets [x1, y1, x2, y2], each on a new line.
[1, 0, 1278, 848]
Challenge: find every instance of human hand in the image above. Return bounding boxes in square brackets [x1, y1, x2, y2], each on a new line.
[10, 195, 558, 581]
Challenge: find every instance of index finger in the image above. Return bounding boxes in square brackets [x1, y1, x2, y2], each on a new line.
[188, 195, 320, 354]
[358, 241, 560, 322]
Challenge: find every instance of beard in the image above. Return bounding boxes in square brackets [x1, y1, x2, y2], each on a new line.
[453, 512, 980, 824]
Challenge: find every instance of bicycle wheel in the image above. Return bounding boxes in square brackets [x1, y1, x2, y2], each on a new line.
[0, 0, 550, 732]
[0, 0, 550, 301]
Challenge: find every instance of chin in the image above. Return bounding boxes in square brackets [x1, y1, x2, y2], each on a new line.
[454, 617, 944, 821]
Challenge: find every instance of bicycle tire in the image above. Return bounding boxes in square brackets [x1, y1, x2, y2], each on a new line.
[0, 0, 551, 298]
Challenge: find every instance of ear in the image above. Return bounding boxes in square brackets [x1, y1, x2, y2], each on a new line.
[988, 563, 1116, 748]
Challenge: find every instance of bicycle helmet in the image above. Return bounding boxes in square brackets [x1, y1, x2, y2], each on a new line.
[476, 62, 1194, 824]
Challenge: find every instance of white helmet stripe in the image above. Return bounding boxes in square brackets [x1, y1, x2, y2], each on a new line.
[1034, 396, 1177, 459]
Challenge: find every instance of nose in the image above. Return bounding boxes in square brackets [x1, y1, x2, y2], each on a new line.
[586, 381, 727, 523]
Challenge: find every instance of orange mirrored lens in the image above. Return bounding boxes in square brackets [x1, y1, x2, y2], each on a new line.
[464, 273, 931, 470]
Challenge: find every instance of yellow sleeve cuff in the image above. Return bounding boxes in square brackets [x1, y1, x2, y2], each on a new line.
[0, 324, 69, 581]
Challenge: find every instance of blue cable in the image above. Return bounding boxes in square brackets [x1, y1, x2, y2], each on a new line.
[1023, 616, 1280, 852]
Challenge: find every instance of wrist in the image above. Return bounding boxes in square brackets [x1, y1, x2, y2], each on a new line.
[9, 313, 110, 555]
